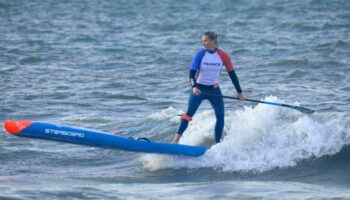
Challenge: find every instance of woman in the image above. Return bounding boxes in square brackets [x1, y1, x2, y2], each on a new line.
[172, 31, 245, 144]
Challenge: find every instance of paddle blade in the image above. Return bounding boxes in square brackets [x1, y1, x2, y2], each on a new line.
[285, 104, 316, 114]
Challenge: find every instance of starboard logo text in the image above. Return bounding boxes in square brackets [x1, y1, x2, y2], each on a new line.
[45, 129, 85, 138]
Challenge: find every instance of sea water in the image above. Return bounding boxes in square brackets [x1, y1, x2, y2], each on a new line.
[1, 0, 350, 199]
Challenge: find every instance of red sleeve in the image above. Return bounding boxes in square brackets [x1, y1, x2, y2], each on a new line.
[217, 49, 234, 72]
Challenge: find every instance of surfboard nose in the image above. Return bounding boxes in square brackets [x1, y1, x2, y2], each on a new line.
[4, 121, 32, 135]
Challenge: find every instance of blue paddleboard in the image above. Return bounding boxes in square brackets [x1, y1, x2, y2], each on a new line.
[4, 121, 207, 157]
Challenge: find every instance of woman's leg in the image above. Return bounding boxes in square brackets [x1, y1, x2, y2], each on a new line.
[172, 92, 204, 143]
[208, 88, 225, 143]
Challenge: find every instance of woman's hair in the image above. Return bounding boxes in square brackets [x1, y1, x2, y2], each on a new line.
[203, 31, 218, 46]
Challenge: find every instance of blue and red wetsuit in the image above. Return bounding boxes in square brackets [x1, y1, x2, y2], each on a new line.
[177, 48, 242, 143]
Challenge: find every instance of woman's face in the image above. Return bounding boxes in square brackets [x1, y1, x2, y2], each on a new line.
[202, 35, 216, 50]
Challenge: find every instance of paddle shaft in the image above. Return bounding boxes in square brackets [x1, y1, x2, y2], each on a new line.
[202, 92, 315, 114]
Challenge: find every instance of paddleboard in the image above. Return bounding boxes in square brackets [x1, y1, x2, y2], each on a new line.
[3, 121, 207, 157]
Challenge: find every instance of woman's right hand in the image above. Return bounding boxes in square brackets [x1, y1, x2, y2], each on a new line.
[192, 87, 201, 96]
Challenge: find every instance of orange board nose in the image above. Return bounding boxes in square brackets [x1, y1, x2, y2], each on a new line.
[4, 121, 33, 135]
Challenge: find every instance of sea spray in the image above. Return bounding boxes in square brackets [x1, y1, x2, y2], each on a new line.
[141, 97, 350, 172]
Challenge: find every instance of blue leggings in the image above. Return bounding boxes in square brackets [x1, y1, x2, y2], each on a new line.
[177, 84, 224, 143]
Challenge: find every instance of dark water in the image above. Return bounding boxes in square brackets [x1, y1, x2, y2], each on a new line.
[1, 0, 350, 199]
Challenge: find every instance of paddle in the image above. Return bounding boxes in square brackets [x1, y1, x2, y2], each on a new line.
[202, 92, 315, 114]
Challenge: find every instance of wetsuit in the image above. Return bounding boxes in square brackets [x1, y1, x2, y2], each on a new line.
[177, 48, 242, 143]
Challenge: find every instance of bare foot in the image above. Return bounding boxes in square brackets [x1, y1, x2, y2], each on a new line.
[171, 134, 181, 144]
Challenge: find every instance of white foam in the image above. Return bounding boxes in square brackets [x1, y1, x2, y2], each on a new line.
[140, 97, 350, 172]
[147, 106, 183, 124]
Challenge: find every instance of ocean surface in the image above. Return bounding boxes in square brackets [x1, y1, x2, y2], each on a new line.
[1, 0, 350, 199]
